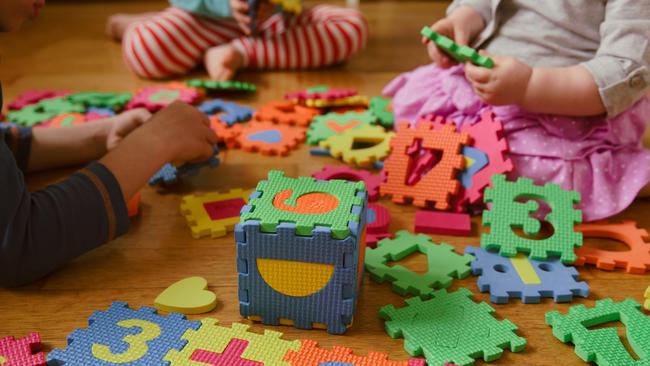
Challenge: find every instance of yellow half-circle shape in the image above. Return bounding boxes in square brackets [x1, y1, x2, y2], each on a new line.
[257, 258, 334, 297]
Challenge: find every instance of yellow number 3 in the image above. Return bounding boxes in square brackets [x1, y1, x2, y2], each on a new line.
[92, 319, 161, 363]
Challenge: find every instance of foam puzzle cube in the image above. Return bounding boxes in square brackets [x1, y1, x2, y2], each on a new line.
[236, 170, 368, 335]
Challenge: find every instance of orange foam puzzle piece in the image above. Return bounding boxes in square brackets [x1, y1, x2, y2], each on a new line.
[380, 122, 468, 210]
[254, 100, 320, 127]
[127, 192, 141, 218]
[284, 339, 426, 366]
[231, 121, 306, 156]
[575, 221, 650, 274]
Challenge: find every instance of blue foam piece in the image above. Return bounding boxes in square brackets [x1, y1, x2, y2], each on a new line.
[47, 301, 200, 366]
[87, 107, 116, 117]
[236, 191, 367, 335]
[373, 160, 384, 170]
[149, 164, 179, 186]
[464, 246, 589, 304]
[461, 146, 488, 188]
[310, 148, 331, 156]
[149, 145, 220, 186]
[247, 129, 282, 143]
[198, 99, 254, 126]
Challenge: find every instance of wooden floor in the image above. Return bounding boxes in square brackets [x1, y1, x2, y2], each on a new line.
[1, 1, 650, 365]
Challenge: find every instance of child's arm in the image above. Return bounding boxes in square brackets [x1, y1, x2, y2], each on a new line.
[0, 102, 217, 286]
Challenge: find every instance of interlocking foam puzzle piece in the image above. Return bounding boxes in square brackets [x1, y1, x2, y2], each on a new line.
[86, 107, 116, 121]
[307, 111, 376, 145]
[254, 100, 320, 127]
[126, 82, 200, 112]
[165, 318, 300, 365]
[43, 112, 86, 128]
[369, 96, 394, 128]
[427, 112, 513, 209]
[481, 174, 583, 263]
[149, 145, 220, 186]
[190, 339, 263, 366]
[181, 188, 252, 238]
[366, 203, 392, 248]
[284, 339, 426, 366]
[285, 85, 357, 101]
[154, 277, 217, 315]
[574, 221, 650, 274]
[198, 99, 254, 126]
[47, 301, 200, 366]
[645, 286, 650, 311]
[420, 27, 494, 68]
[7, 90, 69, 110]
[186, 79, 257, 92]
[460, 147, 488, 189]
[0, 333, 46, 366]
[311, 165, 383, 201]
[465, 246, 589, 304]
[232, 121, 306, 156]
[320, 124, 395, 168]
[240, 170, 365, 239]
[381, 122, 468, 210]
[8, 97, 85, 127]
[546, 298, 650, 366]
[128, 192, 141, 218]
[380, 288, 526, 366]
[414, 210, 471, 236]
[365, 230, 473, 297]
[67, 92, 133, 110]
[302, 95, 369, 109]
[269, 0, 302, 14]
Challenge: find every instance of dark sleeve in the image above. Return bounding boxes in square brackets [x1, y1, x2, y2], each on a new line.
[1, 124, 33, 172]
[0, 141, 130, 287]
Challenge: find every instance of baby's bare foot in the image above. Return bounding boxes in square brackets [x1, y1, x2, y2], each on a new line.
[204, 44, 244, 81]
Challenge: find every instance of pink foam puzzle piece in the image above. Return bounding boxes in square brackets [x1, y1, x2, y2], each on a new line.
[414, 210, 472, 236]
[0, 333, 47, 366]
[8, 90, 69, 110]
[190, 339, 263, 366]
[312, 165, 384, 201]
[367, 203, 393, 248]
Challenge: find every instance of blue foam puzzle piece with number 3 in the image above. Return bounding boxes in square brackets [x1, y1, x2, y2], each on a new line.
[47, 302, 200, 366]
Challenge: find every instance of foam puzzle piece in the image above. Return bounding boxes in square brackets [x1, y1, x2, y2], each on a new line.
[320, 124, 395, 168]
[149, 145, 220, 186]
[8, 97, 85, 127]
[574, 221, 650, 274]
[198, 99, 255, 126]
[43, 112, 86, 128]
[369, 96, 394, 128]
[311, 165, 383, 201]
[86, 107, 117, 121]
[546, 298, 650, 366]
[126, 82, 200, 112]
[269, 0, 302, 14]
[645, 286, 650, 311]
[427, 112, 513, 210]
[186, 79, 257, 92]
[154, 277, 217, 315]
[284, 339, 426, 365]
[240, 170, 365, 239]
[481, 174, 583, 263]
[231, 121, 306, 156]
[414, 210, 471, 236]
[180, 188, 253, 238]
[254, 100, 320, 127]
[127, 192, 141, 218]
[165, 318, 300, 365]
[47, 301, 200, 366]
[380, 288, 526, 366]
[307, 111, 376, 145]
[365, 230, 473, 297]
[420, 27, 494, 68]
[7, 90, 69, 110]
[190, 339, 263, 366]
[67, 92, 133, 110]
[460, 147, 488, 189]
[301, 95, 369, 109]
[381, 122, 468, 210]
[285, 85, 357, 101]
[366, 203, 392, 248]
[0, 333, 46, 366]
[465, 246, 589, 304]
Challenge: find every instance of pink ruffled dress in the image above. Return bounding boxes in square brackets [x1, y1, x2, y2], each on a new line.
[384, 64, 650, 221]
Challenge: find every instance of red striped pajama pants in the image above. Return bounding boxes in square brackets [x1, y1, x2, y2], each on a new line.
[122, 5, 368, 79]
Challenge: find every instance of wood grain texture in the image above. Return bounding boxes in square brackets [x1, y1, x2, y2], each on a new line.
[1, 1, 650, 364]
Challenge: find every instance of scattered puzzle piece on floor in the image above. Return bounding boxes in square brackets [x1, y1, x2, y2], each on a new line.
[366, 203, 392, 248]
[311, 165, 383, 201]
[645, 286, 650, 311]
[365, 230, 473, 297]
[307, 111, 376, 145]
[284, 339, 426, 366]
[546, 298, 650, 366]
[414, 210, 471, 236]
[47, 301, 200, 365]
[574, 221, 650, 274]
[320, 124, 394, 168]
[7, 90, 69, 110]
[127, 82, 200, 112]
[420, 27, 494, 68]
[180, 188, 252, 238]
[86, 107, 116, 121]
[149, 145, 220, 186]
[369, 96, 394, 128]
[285, 85, 357, 101]
[255, 100, 320, 127]
[301, 95, 369, 109]
[164, 318, 300, 366]
[0, 333, 46, 366]
[232, 121, 306, 156]
[7, 97, 85, 127]
[380, 288, 526, 366]
[187, 79, 257, 92]
[380, 122, 468, 210]
[154, 277, 217, 315]
[67, 92, 132, 110]
[199, 99, 254, 126]
[481, 174, 583, 263]
[44, 112, 86, 128]
[465, 246, 589, 304]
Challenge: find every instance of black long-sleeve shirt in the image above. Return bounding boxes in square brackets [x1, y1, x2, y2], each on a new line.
[0, 92, 129, 287]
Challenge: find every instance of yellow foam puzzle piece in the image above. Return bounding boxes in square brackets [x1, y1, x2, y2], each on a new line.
[301, 95, 369, 108]
[645, 285, 650, 311]
[320, 124, 395, 168]
[154, 277, 217, 315]
[510, 254, 542, 285]
[257, 258, 335, 297]
[269, 0, 302, 14]
[180, 188, 253, 239]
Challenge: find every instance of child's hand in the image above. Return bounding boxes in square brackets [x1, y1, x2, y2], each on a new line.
[230, 0, 275, 35]
[464, 52, 533, 106]
[106, 108, 152, 150]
